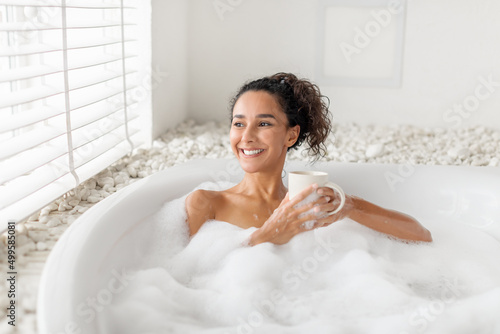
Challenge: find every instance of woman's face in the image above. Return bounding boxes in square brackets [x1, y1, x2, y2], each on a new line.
[230, 90, 299, 174]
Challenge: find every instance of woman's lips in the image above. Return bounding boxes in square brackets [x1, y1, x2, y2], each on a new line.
[240, 149, 265, 157]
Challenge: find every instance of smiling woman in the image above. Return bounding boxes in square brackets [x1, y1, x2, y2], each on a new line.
[185, 73, 432, 244]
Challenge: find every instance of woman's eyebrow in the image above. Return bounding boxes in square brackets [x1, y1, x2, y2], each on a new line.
[257, 114, 276, 119]
[232, 114, 276, 119]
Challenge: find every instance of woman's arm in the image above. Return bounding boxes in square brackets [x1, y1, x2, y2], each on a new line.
[348, 196, 432, 242]
[249, 187, 432, 246]
[316, 189, 432, 242]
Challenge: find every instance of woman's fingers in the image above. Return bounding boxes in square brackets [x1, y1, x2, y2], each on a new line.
[287, 183, 319, 206]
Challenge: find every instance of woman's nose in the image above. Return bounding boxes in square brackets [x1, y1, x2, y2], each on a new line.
[241, 126, 256, 142]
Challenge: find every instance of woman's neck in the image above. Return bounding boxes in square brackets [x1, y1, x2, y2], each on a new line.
[235, 170, 287, 202]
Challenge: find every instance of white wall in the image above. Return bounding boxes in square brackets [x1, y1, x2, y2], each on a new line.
[152, 0, 500, 134]
[151, 0, 189, 138]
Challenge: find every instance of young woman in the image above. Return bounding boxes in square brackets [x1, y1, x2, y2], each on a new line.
[185, 73, 432, 245]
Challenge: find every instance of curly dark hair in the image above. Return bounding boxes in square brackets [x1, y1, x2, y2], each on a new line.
[229, 72, 332, 159]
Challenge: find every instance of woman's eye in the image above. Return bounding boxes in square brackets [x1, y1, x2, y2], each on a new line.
[233, 122, 244, 127]
[259, 122, 272, 126]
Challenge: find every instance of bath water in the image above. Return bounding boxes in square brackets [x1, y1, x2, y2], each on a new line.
[98, 182, 500, 334]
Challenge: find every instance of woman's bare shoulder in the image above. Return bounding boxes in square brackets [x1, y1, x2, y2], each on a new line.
[185, 189, 221, 235]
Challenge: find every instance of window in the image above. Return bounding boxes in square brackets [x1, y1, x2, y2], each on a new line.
[0, 0, 150, 229]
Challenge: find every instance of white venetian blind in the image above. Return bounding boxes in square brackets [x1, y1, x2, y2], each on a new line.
[0, 0, 147, 229]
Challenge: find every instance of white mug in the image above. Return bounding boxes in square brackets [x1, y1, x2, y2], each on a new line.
[288, 171, 346, 215]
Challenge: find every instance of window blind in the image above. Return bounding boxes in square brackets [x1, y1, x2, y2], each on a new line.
[0, 0, 147, 230]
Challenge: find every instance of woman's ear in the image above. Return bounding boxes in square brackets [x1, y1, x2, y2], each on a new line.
[287, 125, 300, 147]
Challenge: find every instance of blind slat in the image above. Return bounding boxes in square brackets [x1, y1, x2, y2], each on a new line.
[0, 126, 65, 160]
[0, 21, 135, 32]
[0, 38, 135, 57]
[70, 86, 122, 110]
[0, 0, 60, 6]
[0, 44, 60, 57]
[0, 161, 68, 210]
[0, 0, 134, 9]
[71, 116, 124, 150]
[72, 126, 135, 169]
[0, 86, 61, 108]
[67, 37, 135, 50]
[71, 103, 124, 130]
[0, 65, 60, 83]
[0, 22, 59, 32]
[0, 106, 63, 133]
[0, 143, 66, 185]
[69, 70, 124, 91]
[0, 54, 135, 83]
[74, 130, 142, 183]
[68, 53, 135, 70]
[0, 173, 76, 226]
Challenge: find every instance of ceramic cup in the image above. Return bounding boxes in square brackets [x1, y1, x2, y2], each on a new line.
[288, 171, 346, 215]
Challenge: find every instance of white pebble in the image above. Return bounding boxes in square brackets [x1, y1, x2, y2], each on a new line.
[114, 174, 126, 185]
[151, 160, 160, 170]
[28, 230, 47, 242]
[58, 202, 72, 212]
[90, 189, 100, 197]
[447, 147, 470, 159]
[80, 188, 90, 201]
[68, 199, 80, 206]
[341, 153, 358, 162]
[489, 157, 499, 167]
[86, 196, 100, 203]
[84, 179, 97, 189]
[97, 176, 115, 188]
[138, 170, 149, 178]
[28, 212, 39, 221]
[77, 206, 88, 213]
[36, 241, 48, 251]
[127, 166, 138, 178]
[471, 158, 486, 166]
[46, 217, 62, 227]
[15, 234, 29, 247]
[39, 216, 50, 224]
[365, 144, 384, 158]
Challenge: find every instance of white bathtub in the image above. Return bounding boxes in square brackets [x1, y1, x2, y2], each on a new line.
[37, 159, 500, 333]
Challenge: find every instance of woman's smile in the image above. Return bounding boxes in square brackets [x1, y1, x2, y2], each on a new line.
[240, 148, 265, 157]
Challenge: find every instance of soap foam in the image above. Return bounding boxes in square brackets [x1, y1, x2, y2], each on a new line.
[98, 181, 500, 334]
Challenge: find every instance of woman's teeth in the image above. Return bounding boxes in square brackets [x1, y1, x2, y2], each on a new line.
[243, 149, 264, 156]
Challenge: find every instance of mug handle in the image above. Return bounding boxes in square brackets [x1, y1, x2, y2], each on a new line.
[324, 182, 346, 215]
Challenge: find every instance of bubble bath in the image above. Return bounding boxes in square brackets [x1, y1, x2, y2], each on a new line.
[96, 179, 500, 334]
[37, 160, 500, 334]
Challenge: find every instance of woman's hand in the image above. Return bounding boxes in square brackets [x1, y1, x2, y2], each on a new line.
[247, 184, 332, 246]
[313, 186, 355, 226]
